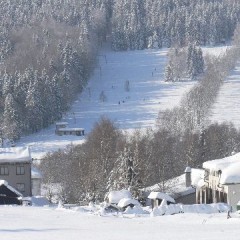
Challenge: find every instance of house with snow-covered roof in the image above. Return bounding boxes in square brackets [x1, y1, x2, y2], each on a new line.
[197, 152, 240, 210]
[0, 147, 32, 197]
[143, 168, 204, 205]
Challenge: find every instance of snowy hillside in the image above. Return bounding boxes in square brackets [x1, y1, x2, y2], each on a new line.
[16, 45, 232, 159]
[210, 61, 240, 129]
[18, 48, 196, 158]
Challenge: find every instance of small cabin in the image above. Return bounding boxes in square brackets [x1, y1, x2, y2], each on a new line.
[55, 122, 85, 136]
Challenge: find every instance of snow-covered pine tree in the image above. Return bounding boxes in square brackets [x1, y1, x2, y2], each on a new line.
[164, 62, 174, 82]
[25, 71, 43, 133]
[196, 47, 204, 74]
[3, 93, 21, 140]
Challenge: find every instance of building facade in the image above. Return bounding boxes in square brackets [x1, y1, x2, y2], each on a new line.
[197, 153, 240, 210]
[0, 147, 32, 197]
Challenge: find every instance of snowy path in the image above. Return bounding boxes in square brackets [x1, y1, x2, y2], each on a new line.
[209, 62, 240, 129]
[18, 48, 195, 158]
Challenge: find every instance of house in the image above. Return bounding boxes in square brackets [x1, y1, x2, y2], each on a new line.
[197, 152, 240, 210]
[55, 122, 85, 136]
[143, 167, 204, 205]
[0, 180, 22, 205]
[0, 147, 32, 197]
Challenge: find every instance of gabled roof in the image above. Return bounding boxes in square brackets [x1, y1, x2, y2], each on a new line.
[144, 168, 204, 198]
[0, 147, 32, 163]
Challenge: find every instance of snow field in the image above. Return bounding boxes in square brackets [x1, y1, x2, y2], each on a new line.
[210, 62, 240, 129]
[0, 205, 239, 240]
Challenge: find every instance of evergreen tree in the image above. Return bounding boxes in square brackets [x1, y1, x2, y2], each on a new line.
[25, 71, 43, 133]
[164, 62, 174, 82]
[3, 93, 21, 140]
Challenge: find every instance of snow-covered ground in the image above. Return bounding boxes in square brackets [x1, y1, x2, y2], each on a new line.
[18, 48, 196, 159]
[201, 45, 230, 57]
[0, 205, 240, 240]
[209, 62, 240, 129]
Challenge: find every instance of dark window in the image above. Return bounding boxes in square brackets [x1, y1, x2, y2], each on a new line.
[0, 166, 9, 175]
[16, 183, 25, 192]
[16, 166, 25, 175]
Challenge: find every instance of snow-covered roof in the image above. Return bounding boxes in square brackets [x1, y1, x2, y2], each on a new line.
[106, 190, 132, 204]
[56, 122, 68, 126]
[144, 168, 204, 198]
[0, 180, 23, 197]
[203, 152, 240, 171]
[203, 152, 240, 184]
[58, 128, 84, 131]
[117, 198, 140, 208]
[148, 192, 175, 203]
[220, 162, 240, 184]
[0, 147, 32, 163]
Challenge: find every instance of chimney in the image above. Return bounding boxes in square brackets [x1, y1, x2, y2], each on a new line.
[184, 167, 192, 187]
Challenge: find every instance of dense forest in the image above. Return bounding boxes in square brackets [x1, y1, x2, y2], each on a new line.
[1, 0, 240, 140]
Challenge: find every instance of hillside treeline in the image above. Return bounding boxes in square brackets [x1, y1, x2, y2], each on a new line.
[40, 117, 240, 204]
[0, 0, 111, 140]
[112, 0, 240, 50]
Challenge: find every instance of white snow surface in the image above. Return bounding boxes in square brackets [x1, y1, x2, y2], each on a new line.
[106, 189, 132, 204]
[1, 203, 240, 240]
[203, 152, 240, 171]
[220, 162, 240, 184]
[201, 45, 230, 57]
[118, 198, 140, 208]
[0, 147, 31, 163]
[209, 61, 240, 128]
[148, 192, 175, 203]
[203, 152, 240, 184]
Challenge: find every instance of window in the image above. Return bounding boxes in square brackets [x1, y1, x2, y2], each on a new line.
[0, 166, 9, 175]
[16, 183, 25, 192]
[16, 166, 25, 175]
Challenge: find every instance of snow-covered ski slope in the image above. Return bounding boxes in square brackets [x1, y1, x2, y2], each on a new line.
[209, 61, 240, 129]
[18, 48, 196, 159]
[17, 45, 232, 159]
